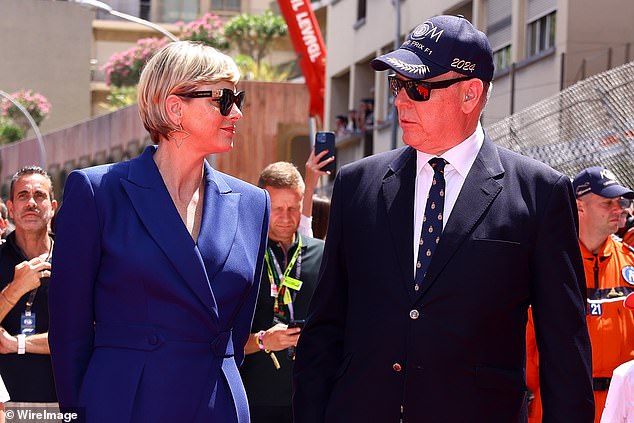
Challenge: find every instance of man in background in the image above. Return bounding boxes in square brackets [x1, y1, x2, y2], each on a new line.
[0, 166, 57, 410]
[527, 166, 634, 422]
[240, 162, 324, 422]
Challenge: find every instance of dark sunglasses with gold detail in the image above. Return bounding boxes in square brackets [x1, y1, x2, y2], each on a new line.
[179, 88, 246, 116]
[388, 74, 473, 102]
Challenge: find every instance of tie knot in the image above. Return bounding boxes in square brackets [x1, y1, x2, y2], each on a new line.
[429, 158, 447, 173]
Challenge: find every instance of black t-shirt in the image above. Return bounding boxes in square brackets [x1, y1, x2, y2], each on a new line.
[0, 232, 57, 402]
[240, 234, 324, 408]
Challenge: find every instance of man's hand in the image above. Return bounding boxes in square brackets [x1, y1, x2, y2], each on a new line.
[0, 327, 17, 354]
[4, 258, 50, 304]
[261, 323, 301, 352]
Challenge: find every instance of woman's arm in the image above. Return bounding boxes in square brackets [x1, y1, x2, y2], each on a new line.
[48, 170, 101, 407]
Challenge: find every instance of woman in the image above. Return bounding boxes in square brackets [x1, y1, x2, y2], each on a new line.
[48, 41, 270, 423]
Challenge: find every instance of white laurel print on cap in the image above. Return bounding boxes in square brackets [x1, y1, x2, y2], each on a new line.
[386, 57, 430, 76]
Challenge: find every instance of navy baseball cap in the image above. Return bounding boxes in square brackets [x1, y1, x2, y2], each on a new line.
[572, 166, 634, 199]
[371, 15, 494, 82]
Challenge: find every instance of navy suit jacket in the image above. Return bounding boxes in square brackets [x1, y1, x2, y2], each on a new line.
[293, 137, 594, 422]
[49, 146, 270, 423]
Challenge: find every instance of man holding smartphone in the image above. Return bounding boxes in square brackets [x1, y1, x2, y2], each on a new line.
[240, 162, 325, 423]
[0, 166, 57, 411]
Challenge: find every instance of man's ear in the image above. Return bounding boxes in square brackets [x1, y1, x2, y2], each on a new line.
[576, 198, 585, 214]
[461, 79, 483, 114]
[6, 200, 14, 220]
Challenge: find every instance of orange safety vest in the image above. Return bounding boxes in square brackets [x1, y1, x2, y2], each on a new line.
[527, 237, 634, 423]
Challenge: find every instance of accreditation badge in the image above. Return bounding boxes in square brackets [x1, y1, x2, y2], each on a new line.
[20, 312, 36, 336]
[282, 276, 303, 291]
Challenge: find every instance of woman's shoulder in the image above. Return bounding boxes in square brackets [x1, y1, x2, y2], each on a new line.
[208, 167, 266, 200]
[69, 160, 131, 188]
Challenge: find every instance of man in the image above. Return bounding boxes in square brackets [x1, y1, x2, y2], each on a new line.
[527, 166, 634, 422]
[240, 162, 324, 422]
[0, 167, 57, 407]
[293, 15, 593, 422]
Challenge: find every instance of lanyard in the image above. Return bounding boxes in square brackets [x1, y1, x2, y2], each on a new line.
[24, 239, 54, 317]
[265, 235, 303, 320]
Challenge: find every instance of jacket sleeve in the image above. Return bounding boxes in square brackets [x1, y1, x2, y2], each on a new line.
[530, 174, 594, 422]
[49, 170, 101, 407]
[293, 169, 348, 423]
[233, 188, 270, 367]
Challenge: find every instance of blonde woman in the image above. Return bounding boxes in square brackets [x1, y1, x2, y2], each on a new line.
[49, 41, 269, 423]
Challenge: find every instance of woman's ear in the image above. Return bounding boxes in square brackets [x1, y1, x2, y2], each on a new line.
[165, 94, 183, 125]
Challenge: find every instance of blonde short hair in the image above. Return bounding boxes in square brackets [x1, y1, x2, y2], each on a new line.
[258, 162, 305, 195]
[137, 41, 241, 143]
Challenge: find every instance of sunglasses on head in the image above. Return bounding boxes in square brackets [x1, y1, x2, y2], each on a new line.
[179, 88, 246, 116]
[388, 74, 473, 102]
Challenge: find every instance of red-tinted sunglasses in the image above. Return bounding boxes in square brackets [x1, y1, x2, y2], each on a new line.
[388, 74, 472, 101]
[180, 89, 245, 116]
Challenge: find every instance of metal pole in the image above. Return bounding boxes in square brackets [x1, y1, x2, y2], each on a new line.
[390, 0, 401, 150]
[510, 62, 516, 115]
[71, 0, 179, 41]
[0, 90, 46, 168]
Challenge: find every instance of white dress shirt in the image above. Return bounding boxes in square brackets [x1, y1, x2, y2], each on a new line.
[0, 375, 9, 403]
[601, 359, 634, 423]
[413, 123, 484, 274]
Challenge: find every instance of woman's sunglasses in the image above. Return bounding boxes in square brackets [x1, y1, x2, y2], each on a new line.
[388, 74, 473, 102]
[179, 89, 246, 116]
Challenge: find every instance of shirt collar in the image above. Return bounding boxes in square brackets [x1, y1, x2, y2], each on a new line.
[416, 122, 484, 177]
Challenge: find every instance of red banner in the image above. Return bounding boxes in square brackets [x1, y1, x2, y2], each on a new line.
[277, 0, 326, 123]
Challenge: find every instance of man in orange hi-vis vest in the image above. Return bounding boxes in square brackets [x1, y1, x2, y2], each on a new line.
[527, 166, 634, 423]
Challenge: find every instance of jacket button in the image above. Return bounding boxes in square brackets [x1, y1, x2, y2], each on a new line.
[393, 363, 402, 372]
[409, 309, 419, 319]
[148, 335, 158, 345]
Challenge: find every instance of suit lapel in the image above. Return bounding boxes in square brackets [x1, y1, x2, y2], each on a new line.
[196, 162, 240, 284]
[381, 147, 418, 302]
[418, 136, 505, 299]
[121, 146, 218, 319]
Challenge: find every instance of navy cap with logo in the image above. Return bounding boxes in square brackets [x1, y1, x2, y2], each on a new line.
[371, 15, 494, 82]
[572, 166, 634, 199]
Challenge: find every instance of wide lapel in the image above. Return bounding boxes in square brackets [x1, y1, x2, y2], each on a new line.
[120, 146, 218, 319]
[381, 147, 418, 302]
[417, 136, 505, 299]
[196, 161, 240, 283]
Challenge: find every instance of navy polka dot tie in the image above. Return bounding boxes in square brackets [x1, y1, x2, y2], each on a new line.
[414, 158, 447, 292]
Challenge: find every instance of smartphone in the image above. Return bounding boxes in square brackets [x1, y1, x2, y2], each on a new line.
[315, 131, 336, 174]
[288, 319, 305, 329]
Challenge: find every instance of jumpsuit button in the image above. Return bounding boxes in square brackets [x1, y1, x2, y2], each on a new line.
[409, 309, 419, 319]
[148, 335, 158, 345]
[392, 363, 402, 372]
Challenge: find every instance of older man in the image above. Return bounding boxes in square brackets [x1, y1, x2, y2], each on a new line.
[293, 15, 593, 423]
[0, 167, 57, 408]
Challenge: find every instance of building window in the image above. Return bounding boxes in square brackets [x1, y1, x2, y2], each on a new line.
[357, 0, 366, 22]
[493, 45, 512, 71]
[212, 0, 241, 11]
[527, 11, 556, 57]
[140, 0, 151, 21]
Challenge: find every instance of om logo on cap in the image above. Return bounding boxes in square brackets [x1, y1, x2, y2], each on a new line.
[410, 21, 444, 42]
[622, 266, 634, 286]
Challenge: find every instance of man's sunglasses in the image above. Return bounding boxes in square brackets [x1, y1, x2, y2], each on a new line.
[388, 74, 473, 102]
[179, 89, 246, 116]
[619, 197, 634, 209]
